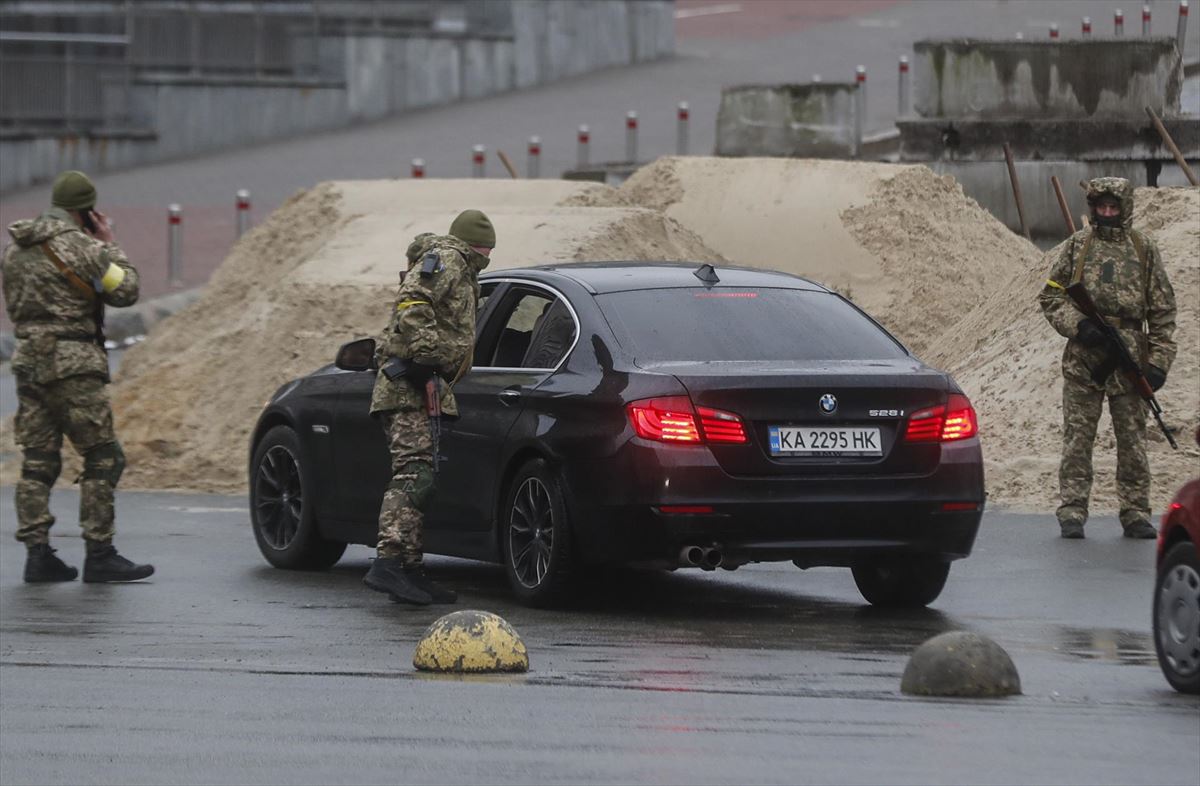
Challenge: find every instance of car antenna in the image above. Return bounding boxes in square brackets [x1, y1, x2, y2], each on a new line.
[693, 263, 719, 286]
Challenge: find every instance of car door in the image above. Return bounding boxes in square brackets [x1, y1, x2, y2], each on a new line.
[328, 282, 503, 539]
[427, 281, 578, 554]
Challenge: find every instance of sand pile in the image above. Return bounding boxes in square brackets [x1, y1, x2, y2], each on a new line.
[35, 178, 721, 493]
[942, 186, 1200, 512]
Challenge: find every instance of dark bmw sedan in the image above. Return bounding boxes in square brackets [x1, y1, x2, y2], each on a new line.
[248, 263, 984, 607]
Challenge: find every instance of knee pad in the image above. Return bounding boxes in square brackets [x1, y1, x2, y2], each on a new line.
[82, 442, 125, 485]
[391, 460, 435, 512]
[21, 449, 62, 487]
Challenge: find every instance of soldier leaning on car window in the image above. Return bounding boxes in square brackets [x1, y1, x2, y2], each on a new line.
[1038, 177, 1177, 540]
[1, 170, 154, 583]
[361, 210, 494, 605]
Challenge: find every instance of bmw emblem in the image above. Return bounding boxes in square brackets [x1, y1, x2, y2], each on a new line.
[819, 394, 838, 414]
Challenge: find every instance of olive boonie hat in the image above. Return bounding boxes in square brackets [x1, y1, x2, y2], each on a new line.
[51, 170, 97, 211]
[449, 209, 496, 248]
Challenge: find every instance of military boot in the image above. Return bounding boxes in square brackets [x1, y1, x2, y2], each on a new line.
[1059, 520, 1085, 539]
[82, 542, 155, 583]
[363, 557, 430, 605]
[1123, 521, 1157, 539]
[396, 568, 457, 604]
[23, 543, 78, 583]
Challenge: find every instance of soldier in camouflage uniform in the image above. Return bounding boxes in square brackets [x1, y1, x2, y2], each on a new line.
[2, 171, 155, 582]
[361, 210, 494, 605]
[1038, 177, 1177, 539]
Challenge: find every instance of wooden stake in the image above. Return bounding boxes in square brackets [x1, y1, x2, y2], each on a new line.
[1051, 175, 1076, 236]
[1002, 142, 1032, 241]
[1145, 106, 1199, 186]
[497, 150, 519, 180]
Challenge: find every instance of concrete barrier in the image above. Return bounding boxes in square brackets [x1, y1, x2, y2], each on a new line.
[0, 1, 674, 194]
[716, 83, 858, 158]
[913, 38, 1183, 119]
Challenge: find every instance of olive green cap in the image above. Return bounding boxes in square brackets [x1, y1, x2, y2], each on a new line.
[50, 170, 97, 211]
[449, 209, 495, 249]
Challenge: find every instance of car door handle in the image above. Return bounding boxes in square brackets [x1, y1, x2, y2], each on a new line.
[498, 389, 521, 406]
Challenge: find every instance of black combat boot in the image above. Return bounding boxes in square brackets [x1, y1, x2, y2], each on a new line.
[1123, 521, 1157, 539]
[82, 542, 155, 583]
[23, 543, 78, 583]
[363, 557, 431, 605]
[397, 567, 457, 604]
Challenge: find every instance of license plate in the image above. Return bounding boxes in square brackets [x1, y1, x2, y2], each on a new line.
[768, 426, 882, 456]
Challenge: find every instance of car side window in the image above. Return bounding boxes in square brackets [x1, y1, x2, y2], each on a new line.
[488, 291, 555, 368]
[476, 283, 497, 325]
[521, 298, 576, 369]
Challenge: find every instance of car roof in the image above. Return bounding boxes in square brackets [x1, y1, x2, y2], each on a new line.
[480, 262, 831, 295]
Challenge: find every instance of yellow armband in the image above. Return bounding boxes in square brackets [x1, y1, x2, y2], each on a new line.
[100, 263, 126, 293]
[396, 299, 431, 311]
[1045, 279, 1064, 290]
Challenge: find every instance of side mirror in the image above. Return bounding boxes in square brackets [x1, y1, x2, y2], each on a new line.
[335, 338, 377, 371]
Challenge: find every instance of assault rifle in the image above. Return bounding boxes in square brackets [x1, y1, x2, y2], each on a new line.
[1065, 282, 1178, 450]
[380, 358, 444, 470]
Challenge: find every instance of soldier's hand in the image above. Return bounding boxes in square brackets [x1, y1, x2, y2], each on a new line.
[90, 211, 116, 244]
[406, 361, 438, 385]
[1145, 365, 1167, 392]
[1075, 318, 1107, 348]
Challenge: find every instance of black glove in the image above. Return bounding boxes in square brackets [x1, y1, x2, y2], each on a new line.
[1145, 365, 1167, 392]
[1075, 318, 1107, 348]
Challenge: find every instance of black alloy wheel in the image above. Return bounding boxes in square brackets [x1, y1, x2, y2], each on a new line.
[250, 426, 346, 570]
[502, 458, 577, 606]
[1154, 541, 1200, 694]
[851, 557, 951, 608]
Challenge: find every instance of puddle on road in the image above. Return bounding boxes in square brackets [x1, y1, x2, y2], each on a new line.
[1052, 626, 1156, 666]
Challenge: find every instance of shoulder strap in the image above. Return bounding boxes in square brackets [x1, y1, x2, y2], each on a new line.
[1070, 230, 1094, 285]
[39, 241, 96, 300]
[1128, 229, 1151, 309]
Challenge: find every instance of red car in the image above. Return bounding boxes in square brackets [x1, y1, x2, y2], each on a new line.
[1153, 427, 1200, 694]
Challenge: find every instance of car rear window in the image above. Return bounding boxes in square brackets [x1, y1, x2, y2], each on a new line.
[595, 288, 907, 363]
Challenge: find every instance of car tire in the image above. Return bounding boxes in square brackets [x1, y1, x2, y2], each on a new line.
[851, 557, 950, 608]
[1153, 540, 1200, 694]
[250, 425, 346, 570]
[500, 458, 577, 607]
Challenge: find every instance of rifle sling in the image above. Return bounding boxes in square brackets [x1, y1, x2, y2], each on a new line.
[39, 242, 96, 299]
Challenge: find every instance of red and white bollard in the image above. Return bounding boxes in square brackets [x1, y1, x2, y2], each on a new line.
[527, 136, 541, 179]
[1049, 22, 1060, 38]
[1143, 4, 1152, 35]
[167, 203, 183, 287]
[625, 110, 639, 163]
[1115, 8, 1125, 35]
[898, 55, 910, 117]
[411, 157, 425, 178]
[471, 144, 485, 178]
[235, 189, 251, 238]
[576, 124, 590, 168]
[1082, 16, 1092, 36]
[854, 65, 866, 158]
[1180, 1, 1190, 51]
[676, 101, 689, 155]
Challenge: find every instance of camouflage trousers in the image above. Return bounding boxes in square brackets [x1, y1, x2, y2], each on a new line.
[1057, 375, 1150, 529]
[375, 408, 434, 566]
[13, 374, 125, 546]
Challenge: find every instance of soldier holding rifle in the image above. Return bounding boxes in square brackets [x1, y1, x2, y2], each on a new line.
[362, 210, 494, 604]
[1039, 177, 1177, 540]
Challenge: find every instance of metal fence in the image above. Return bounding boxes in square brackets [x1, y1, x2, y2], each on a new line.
[0, 1, 473, 131]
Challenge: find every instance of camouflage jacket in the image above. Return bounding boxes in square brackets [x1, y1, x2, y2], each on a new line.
[370, 234, 489, 415]
[1038, 202, 1176, 396]
[1, 207, 139, 384]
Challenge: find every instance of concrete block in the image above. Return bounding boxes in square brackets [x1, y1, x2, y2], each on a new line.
[404, 37, 462, 109]
[716, 83, 858, 158]
[511, 0, 547, 89]
[344, 36, 390, 120]
[914, 38, 1183, 119]
[462, 39, 493, 100]
[632, 1, 675, 62]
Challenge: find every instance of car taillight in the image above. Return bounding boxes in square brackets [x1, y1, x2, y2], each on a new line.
[627, 397, 748, 445]
[905, 394, 978, 443]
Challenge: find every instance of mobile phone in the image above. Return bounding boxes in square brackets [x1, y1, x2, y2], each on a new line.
[79, 209, 98, 234]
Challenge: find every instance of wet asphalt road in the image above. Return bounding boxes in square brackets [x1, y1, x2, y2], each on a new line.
[0, 487, 1197, 785]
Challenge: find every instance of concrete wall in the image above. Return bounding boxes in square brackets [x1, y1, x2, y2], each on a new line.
[913, 38, 1183, 119]
[1, 0, 674, 193]
[716, 83, 858, 158]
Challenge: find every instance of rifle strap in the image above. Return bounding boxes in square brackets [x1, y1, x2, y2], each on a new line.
[40, 242, 96, 300]
[1070, 231, 1093, 285]
[1070, 228, 1152, 323]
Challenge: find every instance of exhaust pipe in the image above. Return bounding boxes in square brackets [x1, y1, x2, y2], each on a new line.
[700, 547, 723, 570]
[678, 545, 704, 567]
